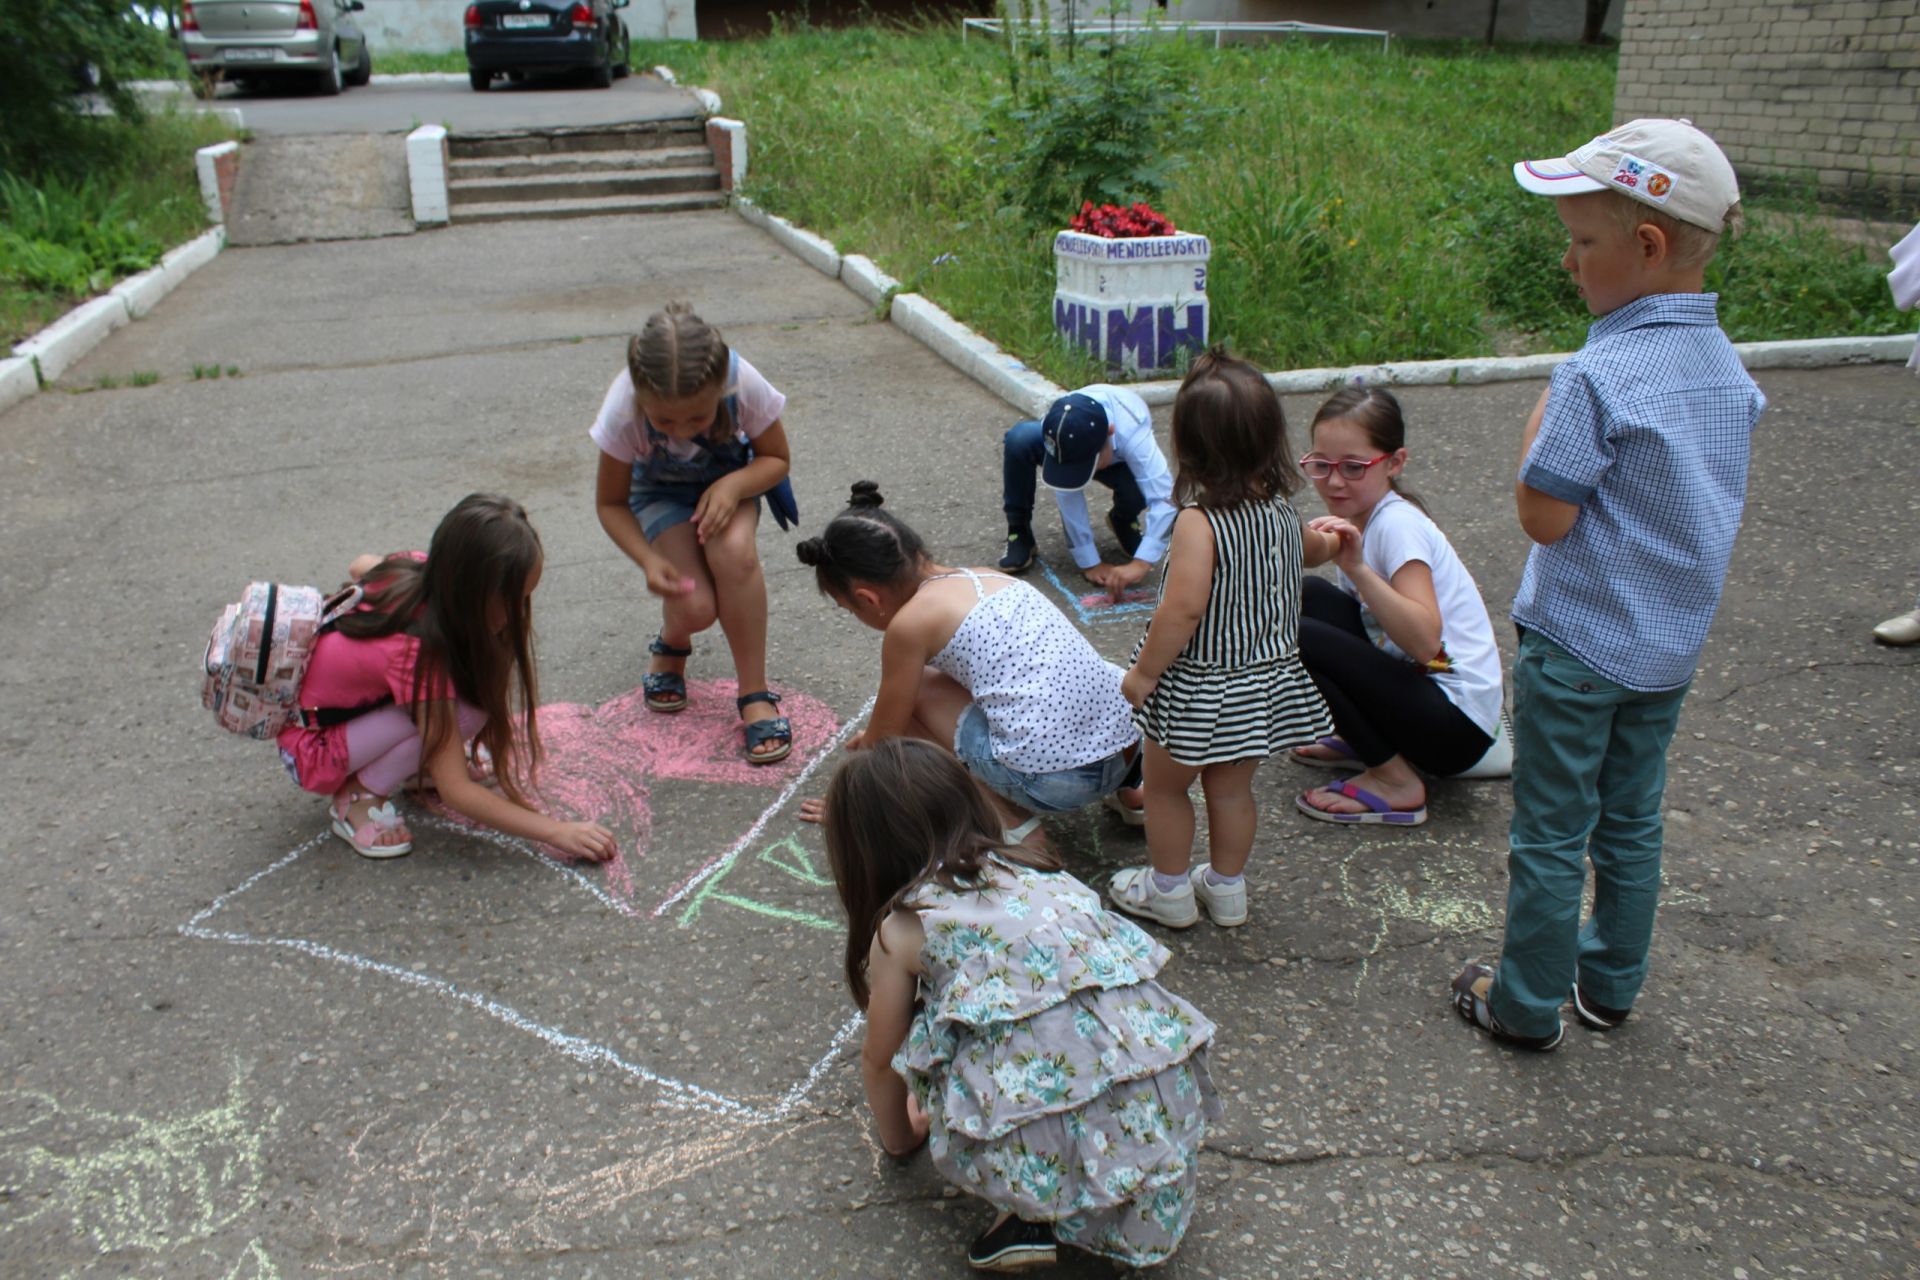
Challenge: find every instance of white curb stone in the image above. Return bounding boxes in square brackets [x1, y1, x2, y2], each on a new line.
[195, 139, 238, 225]
[13, 297, 130, 385]
[407, 124, 451, 225]
[0, 357, 39, 411]
[2, 226, 226, 409]
[158, 228, 226, 293]
[890, 295, 1062, 419]
[110, 264, 172, 319]
[652, 65, 678, 84]
[734, 196, 773, 231]
[691, 87, 722, 116]
[764, 215, 841, 279]
[839, 255, 899, 309]
[1736, 333, 1914, 368]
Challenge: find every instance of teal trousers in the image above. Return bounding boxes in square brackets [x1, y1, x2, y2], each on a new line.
[1490, 630, 1690, 1037]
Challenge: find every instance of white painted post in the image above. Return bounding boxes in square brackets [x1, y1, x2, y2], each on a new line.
[406, 124, 450, 226]
[195, 140, 239, 225]
[708, 117, 747, 191]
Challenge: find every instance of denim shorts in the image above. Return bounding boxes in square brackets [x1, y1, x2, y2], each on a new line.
[629, 479, 763, 542]
[953, 702, 1133, 813]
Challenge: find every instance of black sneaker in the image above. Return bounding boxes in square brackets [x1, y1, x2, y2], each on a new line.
[1570, 983, 1631, 1031]
[1451, 962, 1563, 1052]
[1107, 509, 1143, 559]
[967, 1215, 1057, 1272]
[998, 527, 1036, 574]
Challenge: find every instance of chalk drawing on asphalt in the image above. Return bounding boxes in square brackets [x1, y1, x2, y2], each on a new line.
[1034, 557, 1157, 627]
[178, 687, 874, 1126]
[1336, 835, 1501, 993]
[0, 1061, 276, 1259]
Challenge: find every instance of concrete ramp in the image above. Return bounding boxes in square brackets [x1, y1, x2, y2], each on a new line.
[225, 133, 414, 246]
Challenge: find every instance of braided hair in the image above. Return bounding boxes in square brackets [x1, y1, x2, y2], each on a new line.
[628, 302, 731, 439]
[795, 481, 928, 598]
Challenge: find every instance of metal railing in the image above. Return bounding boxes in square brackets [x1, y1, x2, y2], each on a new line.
[960, 17, 1392, 52]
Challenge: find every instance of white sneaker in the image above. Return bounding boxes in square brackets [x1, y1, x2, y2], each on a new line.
[1107, 866, 1199, 929]
[1101, 790, 1147, 827]
[1189, 867, 1248, 927]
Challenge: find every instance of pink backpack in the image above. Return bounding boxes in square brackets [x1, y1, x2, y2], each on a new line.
[201, 581, 362, 739]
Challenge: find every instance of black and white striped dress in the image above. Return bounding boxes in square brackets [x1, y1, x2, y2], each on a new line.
[1132, 496, 1334, 766]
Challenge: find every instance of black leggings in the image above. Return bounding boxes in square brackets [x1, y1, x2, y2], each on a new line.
[1298, 577, 1493, 776]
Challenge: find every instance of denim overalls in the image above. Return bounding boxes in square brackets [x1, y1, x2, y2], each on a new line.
[626, 353, 797, 541]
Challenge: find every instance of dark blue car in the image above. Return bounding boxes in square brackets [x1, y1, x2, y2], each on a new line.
[464, 0, 631, 91]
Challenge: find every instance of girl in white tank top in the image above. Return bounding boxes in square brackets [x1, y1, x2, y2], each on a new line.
[795, 483, 1138, 830]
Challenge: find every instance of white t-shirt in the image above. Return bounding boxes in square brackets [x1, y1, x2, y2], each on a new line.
[1335, 491, 1504, 737]
[588, 354, 787, 464]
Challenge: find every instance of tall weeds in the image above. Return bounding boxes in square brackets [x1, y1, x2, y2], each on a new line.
[633, 25, 1912, 380]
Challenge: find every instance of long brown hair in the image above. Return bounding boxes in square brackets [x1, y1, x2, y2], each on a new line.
[1310, 385, 1429, 515]
[333, 494, 544, 805]
[628, 301, 732, 441]
[1170, 347, 1301, 509]
[822, 739, 1060, 1010]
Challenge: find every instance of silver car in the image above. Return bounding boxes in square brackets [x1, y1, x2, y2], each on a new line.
[180, 0, 373, 95]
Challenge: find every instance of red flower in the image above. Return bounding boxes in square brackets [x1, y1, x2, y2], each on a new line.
[1068, 202, 1177, 238]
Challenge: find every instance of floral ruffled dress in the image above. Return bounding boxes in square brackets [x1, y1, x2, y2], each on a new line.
[893, 857, 1221, 1267]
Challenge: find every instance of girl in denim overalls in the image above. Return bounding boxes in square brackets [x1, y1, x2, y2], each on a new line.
[590, 302, 796, 763]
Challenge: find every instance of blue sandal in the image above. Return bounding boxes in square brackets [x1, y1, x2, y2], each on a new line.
[644, 636, 691, 713]
[736, 690, 792, 765]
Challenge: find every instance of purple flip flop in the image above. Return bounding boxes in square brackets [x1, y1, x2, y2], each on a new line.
[1290, 735, 1361, 771]
[1296, 779, 1428, 826]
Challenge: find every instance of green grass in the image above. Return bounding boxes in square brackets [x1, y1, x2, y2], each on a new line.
[1, 108, 236, 346]
[375, 50, 468, 75]
[636, 25, 1913, 379]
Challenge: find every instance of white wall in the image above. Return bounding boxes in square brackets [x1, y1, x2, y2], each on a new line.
[357, 0, 692, 54]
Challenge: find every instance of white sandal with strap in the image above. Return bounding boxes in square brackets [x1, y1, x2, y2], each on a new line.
[329, 789, 413, 859]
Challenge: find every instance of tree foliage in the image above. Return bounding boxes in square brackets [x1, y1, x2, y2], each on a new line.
[0, 0, 167, 177]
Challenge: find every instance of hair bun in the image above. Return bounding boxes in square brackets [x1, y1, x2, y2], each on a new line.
[847, 480, 884, 510]
[795, 537, 832, 567]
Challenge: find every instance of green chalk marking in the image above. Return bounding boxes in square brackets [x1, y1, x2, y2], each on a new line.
[678, 834, 837, 931]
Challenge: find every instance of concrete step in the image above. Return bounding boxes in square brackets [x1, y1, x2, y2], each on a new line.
[448, 120, 705, 160]
[448, 146, 716, 180]
[451, 190, 729, 223]
[449, 165, 721, 206]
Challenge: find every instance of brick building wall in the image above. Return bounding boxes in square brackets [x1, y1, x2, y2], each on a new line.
[1615, 0, 1920, 209]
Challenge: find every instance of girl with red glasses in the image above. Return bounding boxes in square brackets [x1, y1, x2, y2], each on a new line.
[1292, 387, 1512, 825]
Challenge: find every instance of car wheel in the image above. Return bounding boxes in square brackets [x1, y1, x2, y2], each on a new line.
[346, 42, 372, 86]
[316, 46, 343, 95]
[612, 22, 630, 77]
[469, 68, 491, 91]
[589, 56, 613, 89]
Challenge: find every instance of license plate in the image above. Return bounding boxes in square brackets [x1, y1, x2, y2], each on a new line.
[224, 47, 274, 60]
[500, 14, 548, 27]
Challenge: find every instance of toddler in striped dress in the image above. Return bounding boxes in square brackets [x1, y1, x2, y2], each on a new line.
[1109, 350, 1345, 931]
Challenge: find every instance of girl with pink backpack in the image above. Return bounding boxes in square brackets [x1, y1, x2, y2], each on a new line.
[275, 493, 616, 862]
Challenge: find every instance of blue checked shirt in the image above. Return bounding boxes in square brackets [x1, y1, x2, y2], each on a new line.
[1512, 294, 1765, 692]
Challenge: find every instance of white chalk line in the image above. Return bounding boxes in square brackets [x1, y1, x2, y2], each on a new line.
[414, 812, 641, 918]
[652, 693, 876, 918]
[177, 791, 874, 1123]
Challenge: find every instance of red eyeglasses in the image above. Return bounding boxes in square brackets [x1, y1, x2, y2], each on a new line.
[1298, 453, 1389, 481]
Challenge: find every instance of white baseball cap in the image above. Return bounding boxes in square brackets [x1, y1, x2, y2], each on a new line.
[1513, 118, 1740, 231]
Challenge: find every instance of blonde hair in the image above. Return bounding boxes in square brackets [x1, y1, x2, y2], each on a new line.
[1598, 189, 1741, 271]
[628, 301, 731, 403]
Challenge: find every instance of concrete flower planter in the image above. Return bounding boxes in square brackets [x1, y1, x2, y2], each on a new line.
[1052, 228, 1211, 374]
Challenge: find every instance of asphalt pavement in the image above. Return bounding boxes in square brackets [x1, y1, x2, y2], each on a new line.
[0, 208, 1915, 1278]
[210, 72, 700, 135]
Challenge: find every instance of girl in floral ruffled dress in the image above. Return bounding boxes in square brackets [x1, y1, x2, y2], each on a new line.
[822, 738, 1220, 1271]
